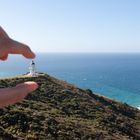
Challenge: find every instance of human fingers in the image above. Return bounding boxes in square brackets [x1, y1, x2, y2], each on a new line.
[7, 39, 35, 59]
[0, 81, 38, 108]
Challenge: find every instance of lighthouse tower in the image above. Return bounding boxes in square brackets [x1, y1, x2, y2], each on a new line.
[29, 60, 36, 77]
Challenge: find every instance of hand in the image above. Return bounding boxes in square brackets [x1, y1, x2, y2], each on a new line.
[0, 26, 38, 108]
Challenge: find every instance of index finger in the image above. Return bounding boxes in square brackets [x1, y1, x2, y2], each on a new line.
[7, 39, 35, 59]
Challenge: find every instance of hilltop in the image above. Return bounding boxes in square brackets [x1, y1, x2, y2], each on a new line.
[0, 73, 140, 140]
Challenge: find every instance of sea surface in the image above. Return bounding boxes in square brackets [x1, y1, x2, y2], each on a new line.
[0, 53, 140, 108]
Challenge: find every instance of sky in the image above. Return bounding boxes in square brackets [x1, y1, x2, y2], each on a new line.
[0, 0, 140, 53]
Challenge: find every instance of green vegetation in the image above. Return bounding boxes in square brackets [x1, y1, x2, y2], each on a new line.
[0, 73, 140, 140]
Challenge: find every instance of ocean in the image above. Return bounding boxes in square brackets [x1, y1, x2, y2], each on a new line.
[0, 53, 140, 108]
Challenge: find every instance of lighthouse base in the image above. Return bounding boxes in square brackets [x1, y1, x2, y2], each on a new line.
[26, 72, 39, 77]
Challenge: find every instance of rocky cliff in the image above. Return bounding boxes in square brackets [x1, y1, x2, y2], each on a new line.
[0, 73, 140, 140]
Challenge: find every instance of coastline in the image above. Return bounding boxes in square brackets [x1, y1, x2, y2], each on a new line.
[1, 53, 140, 108]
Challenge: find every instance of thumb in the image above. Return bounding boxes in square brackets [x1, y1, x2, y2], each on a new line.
[0, 81, 38, 108]
[15, 81, 38, 93]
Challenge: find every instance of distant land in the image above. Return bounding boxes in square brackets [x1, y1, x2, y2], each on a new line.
[0, 73, 140, 139]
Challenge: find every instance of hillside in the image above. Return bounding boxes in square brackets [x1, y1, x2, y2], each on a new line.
[0, 73, 140, 140]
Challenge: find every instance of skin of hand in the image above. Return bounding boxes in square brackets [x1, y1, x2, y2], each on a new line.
[0, 26, 38, 108]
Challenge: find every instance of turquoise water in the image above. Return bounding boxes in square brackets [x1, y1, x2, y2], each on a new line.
[0, 53, 140, 107]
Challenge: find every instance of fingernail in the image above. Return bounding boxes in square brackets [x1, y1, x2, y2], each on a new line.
[24, 81, 38, 92]
[31, 51, 36, 58]
[27, 51, 35, 59]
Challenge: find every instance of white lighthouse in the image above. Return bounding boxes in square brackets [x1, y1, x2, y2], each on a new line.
[29, 60, 36, 77]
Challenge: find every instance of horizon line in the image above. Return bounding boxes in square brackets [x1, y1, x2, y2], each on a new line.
[34, 52, 140, 54]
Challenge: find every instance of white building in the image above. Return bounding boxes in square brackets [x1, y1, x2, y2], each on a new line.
[29, 60, 37, 77]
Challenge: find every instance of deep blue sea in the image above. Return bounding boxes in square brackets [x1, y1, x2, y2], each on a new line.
[0, 53, 140, 108]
